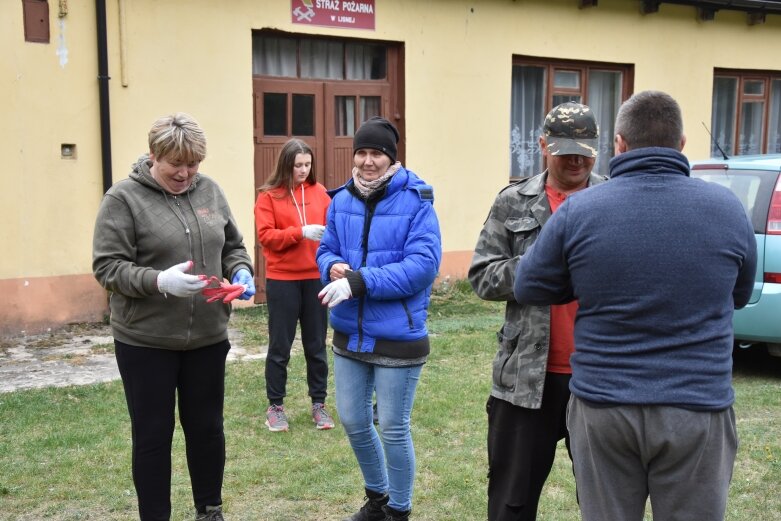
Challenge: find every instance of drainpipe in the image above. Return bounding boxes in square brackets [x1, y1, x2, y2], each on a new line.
[95, 0, 112, 193]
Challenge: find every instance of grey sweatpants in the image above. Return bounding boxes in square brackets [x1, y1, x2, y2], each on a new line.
[567, 395, 738, 521]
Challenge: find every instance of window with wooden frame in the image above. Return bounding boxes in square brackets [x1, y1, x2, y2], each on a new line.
[252, 32, 390, 140]
[510, 57, 633, 178]
[711, 70, 781, 157]
[252, 33, 387, 82]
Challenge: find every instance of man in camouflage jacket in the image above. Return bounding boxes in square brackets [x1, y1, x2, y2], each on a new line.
[469, 102, 607, 521]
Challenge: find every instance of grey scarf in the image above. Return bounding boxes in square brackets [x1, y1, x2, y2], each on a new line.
[351, 162, 401, 198]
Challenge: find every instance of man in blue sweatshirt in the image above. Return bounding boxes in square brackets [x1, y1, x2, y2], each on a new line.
[512, 90, 757, 521]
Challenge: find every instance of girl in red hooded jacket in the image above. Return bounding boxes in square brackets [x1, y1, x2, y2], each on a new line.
[254, 138, 333, 432]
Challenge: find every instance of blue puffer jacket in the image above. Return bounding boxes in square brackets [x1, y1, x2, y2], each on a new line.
[317, 166, 442, 358]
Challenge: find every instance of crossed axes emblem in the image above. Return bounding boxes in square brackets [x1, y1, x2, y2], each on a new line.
[293, 6, 315, 22]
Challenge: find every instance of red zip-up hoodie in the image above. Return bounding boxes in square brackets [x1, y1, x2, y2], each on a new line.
[254, 181, 331, 280]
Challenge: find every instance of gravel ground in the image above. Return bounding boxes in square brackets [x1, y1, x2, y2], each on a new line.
[0, 322, 265, 394]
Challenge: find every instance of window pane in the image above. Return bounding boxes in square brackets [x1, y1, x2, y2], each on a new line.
[587, 70, 622, 177]
[252, 36, 297, 77]
[346, 43, 386, 79]
[554, 70, 580, 89]
[696, 172, 763, 221]
[510, 65, 546, 178]
[744, 79, 764, 96]
[739, 101, 764, 155]
[301, 40, 343, 79]
[335, 96, 356, 136]
[768, 79, 781, 153]
[552, 94, 581, 107]
[263, 93, 287, 136]
[712, 77, 737, 157]
[361, 97, 381, 122]
[292, 94, 314, 136]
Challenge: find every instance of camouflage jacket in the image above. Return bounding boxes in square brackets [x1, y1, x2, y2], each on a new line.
[468, 170, 607, 409]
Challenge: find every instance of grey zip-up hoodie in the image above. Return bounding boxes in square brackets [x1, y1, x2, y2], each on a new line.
[92, 155, 252, 350]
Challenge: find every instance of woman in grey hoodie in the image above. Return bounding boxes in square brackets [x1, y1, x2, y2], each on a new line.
[92, 113, 254, 521]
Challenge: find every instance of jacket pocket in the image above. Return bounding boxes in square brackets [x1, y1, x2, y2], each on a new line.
[110, 293, 137, 324]
[492, 323, 522, 390]
[504, 216, 539, 233]
[401, 300, 414, 329]
[504, 216, 540, 255]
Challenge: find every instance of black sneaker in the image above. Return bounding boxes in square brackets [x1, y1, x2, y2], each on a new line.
[343, 489, 388, 521]
[381, 505, 410, 521]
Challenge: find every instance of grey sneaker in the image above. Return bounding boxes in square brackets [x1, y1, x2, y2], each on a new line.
[312, 402, 335, 430]
[265, 404, 289, 432]
[195, 505, 224, 521]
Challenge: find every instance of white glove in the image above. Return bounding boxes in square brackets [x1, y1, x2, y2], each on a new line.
[318, 278, 352, 308]
[302, 224, 326, 241]
[156, 260, 207, 297]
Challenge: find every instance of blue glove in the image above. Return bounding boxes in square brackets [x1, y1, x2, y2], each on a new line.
[231, 268, 256, 300]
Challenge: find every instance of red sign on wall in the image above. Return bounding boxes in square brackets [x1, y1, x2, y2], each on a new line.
[291, 0, 376, 30]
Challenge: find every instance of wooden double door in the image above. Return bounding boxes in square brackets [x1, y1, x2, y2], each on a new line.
[252, 77, 397, 301]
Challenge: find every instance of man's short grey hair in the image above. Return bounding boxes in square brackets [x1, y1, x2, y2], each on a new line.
[614, 91, 683, 150]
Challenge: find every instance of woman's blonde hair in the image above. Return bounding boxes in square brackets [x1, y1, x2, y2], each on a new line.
[148, 112, 207, 163]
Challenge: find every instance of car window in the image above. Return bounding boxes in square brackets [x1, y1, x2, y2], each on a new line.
[690, 168, 777, 233]
[696, 173, 761, 214]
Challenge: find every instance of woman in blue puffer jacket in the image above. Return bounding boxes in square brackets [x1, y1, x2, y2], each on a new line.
[317, 117, 442, 521]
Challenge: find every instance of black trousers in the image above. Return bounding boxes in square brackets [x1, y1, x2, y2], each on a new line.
[487, 372, 572, 521]
[115, 339, 230, 521]
[265, 278, 328, 405]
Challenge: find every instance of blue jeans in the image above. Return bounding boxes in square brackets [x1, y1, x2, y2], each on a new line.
[334, 353, 423, 512]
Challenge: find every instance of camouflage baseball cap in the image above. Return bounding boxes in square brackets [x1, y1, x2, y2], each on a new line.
[543, 102, 599, 158]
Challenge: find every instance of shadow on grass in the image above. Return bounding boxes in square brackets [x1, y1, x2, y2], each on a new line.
[732, 346, 781, 379]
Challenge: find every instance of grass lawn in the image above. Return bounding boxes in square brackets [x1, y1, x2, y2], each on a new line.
[1, 281, 780, 520]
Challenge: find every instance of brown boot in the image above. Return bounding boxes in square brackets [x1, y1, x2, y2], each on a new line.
[343, 488, 389, 521]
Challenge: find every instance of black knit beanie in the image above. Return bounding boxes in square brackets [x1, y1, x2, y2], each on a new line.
[353, 117, 399, 163]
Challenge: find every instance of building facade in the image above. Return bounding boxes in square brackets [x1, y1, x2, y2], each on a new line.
[2, 0, 781, 335]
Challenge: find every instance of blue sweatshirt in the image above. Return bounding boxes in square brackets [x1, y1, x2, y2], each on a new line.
[513, 147, 757, 410]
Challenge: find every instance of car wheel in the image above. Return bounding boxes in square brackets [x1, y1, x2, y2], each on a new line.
[767, 343, 781, 358]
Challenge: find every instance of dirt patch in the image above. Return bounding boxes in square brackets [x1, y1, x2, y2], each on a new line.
[0, 321, 266, 394]
[0, 322, 111, 350]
